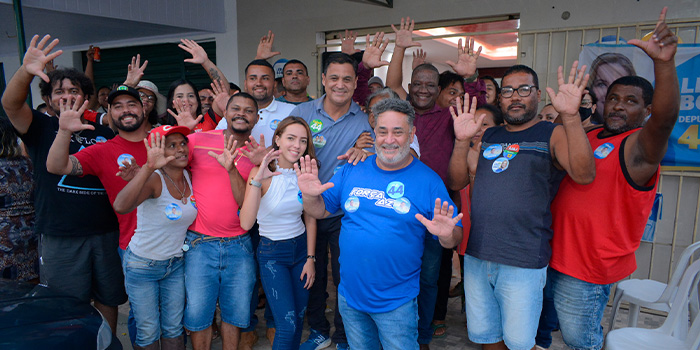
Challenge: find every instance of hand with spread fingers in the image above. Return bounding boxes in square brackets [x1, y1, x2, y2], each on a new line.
[168, 102, 203, 130]
[451, 93, 486, 142]
[362, 32, 390, 69]
[412, 49, 427, 70]
[240, 135, 268, 166]
[23, 34, 63, 82]
[179, 39, 209, 65]
[253, 149, 282, 182]
[256, 30, 281, 60]
[294, 155, 334, 197]
[447, 37, 482, 78]
[208, 135, 239, 173]
[341, 30, 361, 55]
[210, 79, 231, 117]
[628, 7, 678, 62]
[143, 133, 175, 170]
[392, 17, 422, 49]
[546, 61, 590, 120]
[416, 198, 463, 239]
[58, 97, 93, 133]
[124, 54, 148, 87]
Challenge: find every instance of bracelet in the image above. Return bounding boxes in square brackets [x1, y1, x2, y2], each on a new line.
[307, 255, 316, 262]
[249, 179, 262, 188]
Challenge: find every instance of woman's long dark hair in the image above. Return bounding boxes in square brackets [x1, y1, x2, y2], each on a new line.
[0, 117, 23, 158]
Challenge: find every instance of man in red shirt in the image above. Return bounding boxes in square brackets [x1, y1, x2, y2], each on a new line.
[549, 8, 680, 350]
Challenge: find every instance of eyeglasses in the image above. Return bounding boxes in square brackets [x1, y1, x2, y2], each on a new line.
[139, 92, 156, 102]
[580, 99, 593, 108]
[500, 85, 538, 98]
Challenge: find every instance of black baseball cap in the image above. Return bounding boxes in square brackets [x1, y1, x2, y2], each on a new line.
[108, 85, 142, 105]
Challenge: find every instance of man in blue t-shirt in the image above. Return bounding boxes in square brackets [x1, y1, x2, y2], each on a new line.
[296, 98, 466, 350]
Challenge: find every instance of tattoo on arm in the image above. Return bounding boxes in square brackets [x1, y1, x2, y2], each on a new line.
[69, 156, 84, 176]
[208, 68, 221, 82]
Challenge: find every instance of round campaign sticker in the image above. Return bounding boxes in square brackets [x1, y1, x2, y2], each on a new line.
[483, 144, 503, 160]
[310, 119, 324, 133]
[270, 119, 281, 130]
[492, 157, 510, 173]
[190, 195, 197, 209]
[117, 153, 134, 167]
[594, 143, 615, 159]
[297, 190, 303, 204]
[313, 134, 327, 148]
[344, 196, 360, 213]
[95, 136, 107, 143]
[386, 181, 405, 199]
[393, 197, 411, 214]
[503, 144, 520, 160]
[165, 203, 183, 221]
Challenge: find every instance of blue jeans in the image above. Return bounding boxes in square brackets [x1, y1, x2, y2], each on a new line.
[243, 223, 275, 332]
[550, 269, 612, 350]
[536, 267, 559, 348]
[118, 247, 137, 347]
[463, 254, 547, 350]
[338, 293, 419, 350]
[183, 231, 256, 331]
[417, 234, 442, 344]
[258, 234, 309, 350]
[122, 248, 185, 347]
[306, 215, 346, 343]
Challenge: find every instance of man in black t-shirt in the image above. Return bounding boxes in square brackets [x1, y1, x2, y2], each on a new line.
[1, 34, 126, 334]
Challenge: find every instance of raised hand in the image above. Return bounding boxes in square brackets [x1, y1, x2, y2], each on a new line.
[341, 30, 361, 55]
[253, 149, 282, 182]
[255, 30, 281, 60]
[58, 97, 93, 133]
[294, 155, 334, 196]
[116, 159, 140, 181]
[210, 79, 231, 116]
[168, 102, 203, 130]
[362, 32, 390, 69]
[123, 54, 148, 87]
[546, 61, 589, 118]
[179, 39, 208, 65]
[240, 135, 267, 166]
[208, 135, 239, 172]
[412, 49, 427, 70]
[416, 198, 463, 239]
[143, 132, 175, 170]
[451, 93, 486, 141]
[447, 37, 482, 78]
[391, 17, 422, 49]
[628, 7, 677, 62]
[23, 35, 63, 82]
[86, 45, 95, 61]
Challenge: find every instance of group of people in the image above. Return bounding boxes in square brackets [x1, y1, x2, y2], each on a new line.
[0, 5, 681, 350]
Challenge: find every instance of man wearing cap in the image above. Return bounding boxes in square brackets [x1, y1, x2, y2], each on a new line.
[215, 59, 295, 148]
[277, 59, 314, 105]
[368, 76, 384, 94]
[1, 34, 124, 335]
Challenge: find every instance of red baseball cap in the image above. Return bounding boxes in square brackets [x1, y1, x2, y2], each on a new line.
[149, 125, 190, 138]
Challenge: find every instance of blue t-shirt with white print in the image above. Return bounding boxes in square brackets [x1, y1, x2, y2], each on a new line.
[321, 155, 461, 313]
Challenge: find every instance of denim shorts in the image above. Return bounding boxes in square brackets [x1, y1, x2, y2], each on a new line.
[550, 269, 612, 350]
[463, 254, 547, 350]
[183, 231, 256, 331]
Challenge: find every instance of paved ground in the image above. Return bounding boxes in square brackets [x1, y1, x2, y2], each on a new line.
[116, 271, 665, 350]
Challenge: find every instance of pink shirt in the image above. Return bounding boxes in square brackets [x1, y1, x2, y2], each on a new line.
[187, 130, 254, 237]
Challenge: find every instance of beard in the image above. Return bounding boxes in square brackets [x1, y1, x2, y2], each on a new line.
[113, 112, 145, 132]
[228, 116, 251, 134]
[503, 102, 538, 125]
[375, 141, 411, 166]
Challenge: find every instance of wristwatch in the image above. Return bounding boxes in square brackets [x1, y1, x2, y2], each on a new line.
[307, 255, 316, 262]
[249, 179, 262, 188]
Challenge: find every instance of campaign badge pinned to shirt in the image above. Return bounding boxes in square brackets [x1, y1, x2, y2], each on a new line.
[270, 119, 281, 130]
[594, 143, 615, 159]
[483, 144, 503, 160]
[310, 119, 324, 133]
[165, 203, 183, 220]
[345, 196, 360, 213]
[386, 181, 405, 199]
[313, 134, 326, 148]
[117, 153, 134, 167]
[492, 157, 510, 173]
[190, 195, 197, 209]
[393, 197, 411, 214]
[503, 144, 520, 160]
[95, 136, 107, 143]
[297, 190, 303, 204]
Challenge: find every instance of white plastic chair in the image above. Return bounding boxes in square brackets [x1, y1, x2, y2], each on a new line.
[609, 241, 700, 331]
[605, 259, 700, 350]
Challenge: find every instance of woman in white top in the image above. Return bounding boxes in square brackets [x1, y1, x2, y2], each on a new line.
[113, 125, 196, 350]
[239, 116, 317, 350]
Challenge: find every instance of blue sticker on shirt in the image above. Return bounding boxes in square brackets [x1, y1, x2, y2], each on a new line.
[392, 197, 411, 214]
[117, 153, 134, 167]
[270, 119, 281, 130]
[492, 157, 509, 173]
[165, 203, 183, 220]
[594, 143, 615, 159]
[483, 144, 503, 160]
[313, 134, 326, 148]
[298, 190, 303, 204]
[386, 181, 405, 199]
[345, 196, 360, 213]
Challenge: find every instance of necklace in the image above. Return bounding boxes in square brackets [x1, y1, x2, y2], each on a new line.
[162, 170, 188, 204]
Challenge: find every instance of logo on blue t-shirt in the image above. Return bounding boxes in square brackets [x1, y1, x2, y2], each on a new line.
[386, 181, 405, 199]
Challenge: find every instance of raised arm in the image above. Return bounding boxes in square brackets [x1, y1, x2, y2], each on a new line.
[255, 31, 281, 60]
[180, 39, 230, 95]
[85, 46, 100, 111]
[208, 135, 246, 205]
[238, 150, 281, 231]
[447, 94, 485, 190]
[123, 54, 148, 88]
[625, 7, 680, 186]
[46, 97, 93, 175]
[2, 35, 63, 134]
[547, 61, 596, 184]
[446, 37, 481, 80]
[113, 133, 173, 214]
[387, 17, 421, 100]
[295, 155, 334, 219]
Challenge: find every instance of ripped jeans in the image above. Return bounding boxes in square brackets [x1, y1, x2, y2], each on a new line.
[257, 233, 310, 350]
